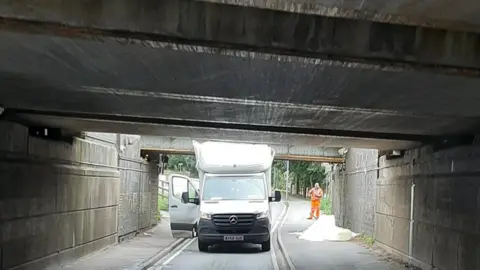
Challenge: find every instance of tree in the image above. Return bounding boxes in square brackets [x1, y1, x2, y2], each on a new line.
[272, 160, 327, 195]
[166, 155, 326, 193]
[165, 154, 198, 177]
[272, 160, 288, 190]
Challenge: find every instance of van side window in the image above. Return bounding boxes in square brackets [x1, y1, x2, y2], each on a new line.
[172, 176, 188, 200]
[188, 181, 199, 198]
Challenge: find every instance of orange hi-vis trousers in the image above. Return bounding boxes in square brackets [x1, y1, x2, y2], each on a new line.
[309, 199, 321, 219]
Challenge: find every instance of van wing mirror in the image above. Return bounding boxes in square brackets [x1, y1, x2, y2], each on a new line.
[274, 190, 282, 202]
[182, 192, 200, 205]
[193, 197, 200, 205]
[269, 191, 282, 202]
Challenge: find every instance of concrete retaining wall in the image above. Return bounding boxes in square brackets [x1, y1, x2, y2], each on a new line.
[332, 165, 346, 227]
[378, 146, 480, 270]
[334, 146, 480, 269]
[333, 149, 377, 236]
[117, 135, 158, 241]
[376, 152, 412, 261]
[0, 122, 119, 270]
[0, 123, 159, 270]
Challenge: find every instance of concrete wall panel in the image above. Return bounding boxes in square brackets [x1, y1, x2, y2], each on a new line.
[149, 167, 160, 226]
[375, 213, 394, 248]
[117, 134, 155, 241]
[57, 207, 118, 251]
[0, 121, 28, 154]
[56, 174, 119, 212]
[0, 122, 120, 270]
[377, 145, 480, 269]
[412, 221, 435, 265]
[332, 167, 346, 227]
[457, 234, 480, 270]
[9, 235, 117, 270]
[2, 215, 60, 269]
[0, 164, 57, 221]
[335, 145, 480, 269]
[392, 216, 410, 255]
[334, 149, 377, 236]
[85, 132, 117, 147]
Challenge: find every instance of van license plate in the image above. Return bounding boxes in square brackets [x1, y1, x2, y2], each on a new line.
[224, 235, 244, 241]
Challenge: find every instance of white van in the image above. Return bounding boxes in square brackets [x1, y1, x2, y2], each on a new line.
[168, 141, 281, 252]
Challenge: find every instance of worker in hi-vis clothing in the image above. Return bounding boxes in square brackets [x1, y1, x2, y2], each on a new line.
[307, 183, 323, 220]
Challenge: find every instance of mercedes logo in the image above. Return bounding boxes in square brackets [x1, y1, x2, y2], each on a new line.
[229, 215, 238, 225]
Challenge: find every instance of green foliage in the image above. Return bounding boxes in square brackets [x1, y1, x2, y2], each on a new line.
[157, 195, 168, 221]
[358, 234, 375, 247]
[166, 155, 327, 196]
[272, 160, 287, 190]
[158, 195, 168, 211]
[166, 155, 198, 177]
[273, 160, 327, 193]
[321, 196, 332, 215]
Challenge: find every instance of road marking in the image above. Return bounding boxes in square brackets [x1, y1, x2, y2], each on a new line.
[270, 242, 280, 270]
[162, 238, 196, 265]
[278, 203, 290, 232]
[140, 238, 187, 270]
[277, 203, 296, 270]
[272, 202, 287, 233]
[150, 238, 196, 269]
[271, 202, 288, 270]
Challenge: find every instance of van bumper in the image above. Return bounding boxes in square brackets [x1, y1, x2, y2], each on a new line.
[197, 218, 270, 245]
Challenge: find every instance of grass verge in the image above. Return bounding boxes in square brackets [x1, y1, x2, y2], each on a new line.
[157, 195, 169, 221]
[321, 196, 332, 215]
[353, 234, 375, 247]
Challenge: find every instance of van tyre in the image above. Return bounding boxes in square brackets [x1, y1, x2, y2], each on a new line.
[198, 240, 209, 252]
[261, 239, 271, 252]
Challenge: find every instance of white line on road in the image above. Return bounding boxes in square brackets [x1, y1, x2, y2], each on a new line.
[141, 238, 186, 270]
[270, 244, 280, 270]
[271, 202, 287, 270]
[150, 238, 196, 269]
[277, 203, 296, 270]
[272, 203, 287, 233]
[278, 203, 290, 233]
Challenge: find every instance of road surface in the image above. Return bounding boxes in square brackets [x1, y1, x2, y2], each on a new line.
[281, 198, 407, 270]
[148, 197, 407, 270]
[148, 202, 285, 270]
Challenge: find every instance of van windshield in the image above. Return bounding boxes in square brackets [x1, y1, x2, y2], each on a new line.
[202, 175, 266, 201]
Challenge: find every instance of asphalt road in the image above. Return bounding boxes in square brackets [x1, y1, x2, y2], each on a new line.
[281, 199, 407, 270]
[150, 198, 408, 270]
[149, 201, 285, 270]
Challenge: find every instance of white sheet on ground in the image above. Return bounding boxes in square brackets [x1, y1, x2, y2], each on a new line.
[298, 215, 358, 242]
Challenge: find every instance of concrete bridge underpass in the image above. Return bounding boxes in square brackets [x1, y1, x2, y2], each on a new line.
[1, 0, 480, 144]
[139, 136, 345, 163]
[1, 1, 480, 270]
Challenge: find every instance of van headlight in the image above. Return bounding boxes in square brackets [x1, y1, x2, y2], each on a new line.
[256, 211, 269, 219]
[200, 212, 212, 220]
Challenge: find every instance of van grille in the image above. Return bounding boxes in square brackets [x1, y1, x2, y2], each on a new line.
[212, 213, 254, 231]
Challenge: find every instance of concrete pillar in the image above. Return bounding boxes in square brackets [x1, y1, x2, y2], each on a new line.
[148, 161, 160, 227]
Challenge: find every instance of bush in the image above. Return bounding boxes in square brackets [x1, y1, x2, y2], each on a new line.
[158, 195, 168, 211]
[157, 195, 169, 221]
[321, 196, 332, 215]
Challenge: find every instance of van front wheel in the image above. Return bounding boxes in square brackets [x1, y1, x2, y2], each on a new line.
[198, 240, 209, 252]
[261, 239, 271, 252]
